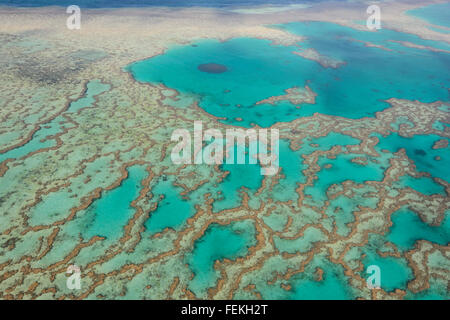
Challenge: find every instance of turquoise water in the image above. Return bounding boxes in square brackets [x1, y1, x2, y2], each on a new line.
[0, 118, 61, 163]
[68, 80, 110, 113]
[213, 161, 263, 212]
[438, 103, 450, 113]
[361, 210, 450, 295]
[325, 187, 378, 236]
[187, 220, 256, 296]
[395, 175, 445, 196]
[0, 80, 109, 163]
[270, 140, 306, 202]
[29, 189, 78, 226]
[289, 272, 351, 300]
[391, 116, 414, 131]
[362, 250, 412, 292]
[28, 155, 119, 226]
[428, 26, 450, 34]
[30, 164, 148, 268]
[210, 133, 360, 209]
[360, 235, 413, 292]
[387, 209, 450, 250]
[303, 132, 361, 152]
[408, 2, 450, 28]
[145, 177, 195, 233]
[212, 143, 264, 212]
[82, 165, 148, 240]
[360, 208, 450, 296]
[128, 21, 450, 127]
[432, 120, 450, 131]
[407, 290, 447, 300]
[304, 153, 386, 204]
[373, 133, 450, 182]
[272, 133, 361, 202]
[254, 256, 354, 300]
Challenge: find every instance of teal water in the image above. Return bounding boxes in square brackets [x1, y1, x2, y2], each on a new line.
[325, 187, 378, 236]
[391, 116, 414, 131]
[29, 189, 78, 226]
[361, 235, 413, 292]
[210, 133, 359, 210]
[408, 2, 450, 28]
[0, 118, 62, 163]
[361, 218, 450, 298]
[144, 152, 263, 231]
[127, 21, 450, 127]
[270, 140, 306, 202]
[212, 143, 264, 212]
[428, 26, 450, 34]
[187, 220, 256, 296]
[254, 256, 354, 300]
[288, 271, 351, 300]
[213, 162, 263, 212]
[28, 155, 119, 226]
[272, 133, 360, 202]
[144, 177, 195, 233]
[373, 133, 450, 182]
[304, 153, 386, 204]
[0, 80, 109, 163]
[303, 132, 361, 152]
[406, 290, 447, 300]
[387, 209, 450, 250]
[394, 175, 445, 196]
[68, 79, 110, 113]
[82, 165, 148, 240]
[360, 208, 450, 297]
[438, 103, 450, 113]
[29, 164, 148, 268]
[432, 120, 450, 131]
[362, 251, 412, 292]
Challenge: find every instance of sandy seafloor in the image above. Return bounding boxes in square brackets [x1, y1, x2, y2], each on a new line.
[0, 0, 449, 299]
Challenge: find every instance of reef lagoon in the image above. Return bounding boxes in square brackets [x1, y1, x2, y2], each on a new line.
[0, 0, 448, 300]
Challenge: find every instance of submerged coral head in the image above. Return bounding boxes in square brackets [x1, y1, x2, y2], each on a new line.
[197, 63, 228, 74]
